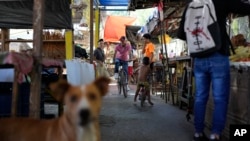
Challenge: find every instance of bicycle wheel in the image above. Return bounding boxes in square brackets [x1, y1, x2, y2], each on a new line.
[140, 92, 146, 107]
[117, 72, 122, 95]
[120, 70, 127, 98]
[140, 97, 144, 107]
[122, 84, 127, 98]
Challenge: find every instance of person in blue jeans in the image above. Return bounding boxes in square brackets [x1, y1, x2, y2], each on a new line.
[193, 53, 230, 141]
[178, 0, 250, 141]
[113, 36, 132, 91]
[113, 36, 131, 78]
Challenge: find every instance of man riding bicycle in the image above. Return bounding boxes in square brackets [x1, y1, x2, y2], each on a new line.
[113, 36, 131, 81]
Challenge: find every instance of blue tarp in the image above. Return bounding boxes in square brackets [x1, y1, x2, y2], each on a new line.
[99, 0, 129, 6]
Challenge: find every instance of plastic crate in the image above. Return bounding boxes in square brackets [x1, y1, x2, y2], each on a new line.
[0, 82, 31, 117]
[0, 73, 60, 118]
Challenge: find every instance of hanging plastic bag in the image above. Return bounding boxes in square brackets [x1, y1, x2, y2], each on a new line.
[96, 63, 110, 78]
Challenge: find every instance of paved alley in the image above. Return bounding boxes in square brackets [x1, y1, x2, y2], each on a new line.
[99, 79, 231, 141]
[99, 81, 195, 141]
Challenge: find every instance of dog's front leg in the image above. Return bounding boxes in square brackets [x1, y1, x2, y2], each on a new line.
[94, 122, 101, 141]
[80, 123, 99, 141]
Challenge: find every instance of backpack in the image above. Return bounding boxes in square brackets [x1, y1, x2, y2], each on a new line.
[184, 0, 221, 57]
[75, 45, 89, 59]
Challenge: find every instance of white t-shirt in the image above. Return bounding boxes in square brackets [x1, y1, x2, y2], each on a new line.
[128, 49, 138, 67]
[128, 61, 133, 67]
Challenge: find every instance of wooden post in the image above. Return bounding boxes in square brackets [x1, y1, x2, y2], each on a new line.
[29, 0, 45, 119]
[11, 70, 19, 117]
[1, 28, 9, 52]
[0, 29, 18, 117]
[1, 28, 18, 117]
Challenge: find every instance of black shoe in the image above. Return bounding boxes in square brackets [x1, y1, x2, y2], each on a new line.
[193, 133, 209, 141]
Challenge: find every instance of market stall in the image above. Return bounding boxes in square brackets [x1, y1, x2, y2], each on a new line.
[167, 42, 250, 138]
[0, 52, 64, 117]
[206, 62, 250, 138]
[168, 56, 192, 102]
[0, 0, 73, 119]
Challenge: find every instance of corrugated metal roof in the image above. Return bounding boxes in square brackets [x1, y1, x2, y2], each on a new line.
[99, 0, 129, 6]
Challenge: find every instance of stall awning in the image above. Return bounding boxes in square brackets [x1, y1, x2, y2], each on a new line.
[98, 0, 129, 6]
[104, 16, 136, 42]
[0, 0, 72, 29]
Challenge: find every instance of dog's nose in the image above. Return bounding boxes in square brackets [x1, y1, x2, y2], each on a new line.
[80, 109, 90, 120]
[79, 109, 90, 126]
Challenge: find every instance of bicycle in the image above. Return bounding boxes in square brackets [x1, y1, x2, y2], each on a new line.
[138, 84, 147, 107]
[117, 63, 128, 98]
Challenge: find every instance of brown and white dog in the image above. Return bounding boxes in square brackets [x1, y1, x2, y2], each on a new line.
[0, 77, 111, 141]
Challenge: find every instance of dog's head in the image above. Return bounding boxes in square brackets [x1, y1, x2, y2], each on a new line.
[49, 77, 111, 127]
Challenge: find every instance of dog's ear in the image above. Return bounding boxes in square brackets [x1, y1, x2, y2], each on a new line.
[49, 79, 70, 103]
[93, 77, 111, 96]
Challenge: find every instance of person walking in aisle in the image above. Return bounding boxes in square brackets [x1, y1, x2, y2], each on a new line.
[94, 39, 109, 77]
[178, 0, 250, 141]
[128, 43, 138, 85]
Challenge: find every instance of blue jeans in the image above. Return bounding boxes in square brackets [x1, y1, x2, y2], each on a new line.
[114, 59, 128, 76]
[193, 52, 230, 135]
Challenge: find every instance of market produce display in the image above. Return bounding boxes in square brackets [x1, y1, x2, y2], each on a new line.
[229, 46, 250, 62]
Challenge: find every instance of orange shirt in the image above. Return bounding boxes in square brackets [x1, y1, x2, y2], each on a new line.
[144, 42, 155, 58]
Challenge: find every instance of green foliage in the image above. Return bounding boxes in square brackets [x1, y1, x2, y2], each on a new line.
[230, 16, 250, 42]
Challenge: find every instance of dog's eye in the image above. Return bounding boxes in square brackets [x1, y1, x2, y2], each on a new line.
[70, 95, 78, 103]
[88, 93, 96, 101]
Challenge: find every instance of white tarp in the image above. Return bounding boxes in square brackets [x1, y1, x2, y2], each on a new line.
[65, 60, 95, 86]
[9, 42, 32, 52]
[162, 39, 187, 57]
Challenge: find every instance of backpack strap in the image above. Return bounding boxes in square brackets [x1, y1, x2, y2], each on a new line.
[227, 34, 236, 55]
[206, 3, 216, 22]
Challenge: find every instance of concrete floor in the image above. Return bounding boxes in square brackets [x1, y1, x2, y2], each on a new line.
[99, 81, 196, 141]
[99, 80, 230, 141]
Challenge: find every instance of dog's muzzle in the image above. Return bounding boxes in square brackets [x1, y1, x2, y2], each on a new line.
[79, 109, 91, 126]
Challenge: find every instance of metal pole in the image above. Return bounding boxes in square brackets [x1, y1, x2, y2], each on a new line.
[160, 20, 174, 104]
[94, 8, 100, 47]
[161, 22, 174, 104]
[29, 0, 45, 119]
[159, 21, 165, 100]
[90, 0, 94, 63]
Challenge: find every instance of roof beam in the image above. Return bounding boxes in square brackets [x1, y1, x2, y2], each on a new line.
[100, 8, 128, 11]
